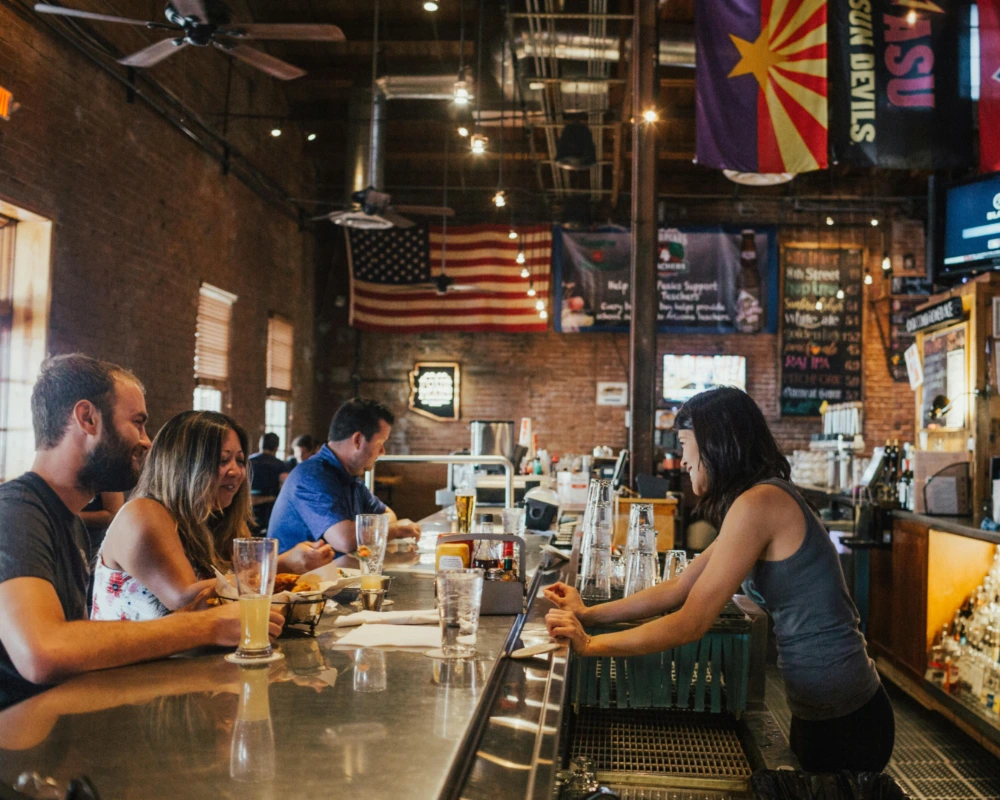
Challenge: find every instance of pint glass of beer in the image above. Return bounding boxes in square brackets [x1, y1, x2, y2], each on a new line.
[232, 538, 279, 660]
[455, 490, 476, 535]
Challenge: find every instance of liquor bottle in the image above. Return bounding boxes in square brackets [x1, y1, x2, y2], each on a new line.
[734, 230, 762, 333]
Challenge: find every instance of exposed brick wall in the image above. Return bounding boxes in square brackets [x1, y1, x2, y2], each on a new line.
[0, 2, 316, 445]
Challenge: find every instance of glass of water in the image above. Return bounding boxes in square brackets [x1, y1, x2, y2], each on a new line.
[436, 568, 484, 658]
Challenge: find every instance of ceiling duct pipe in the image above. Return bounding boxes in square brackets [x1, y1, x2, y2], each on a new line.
[344, 87, 386, 203]
[510, 25, 694, 69]
[376, 74, 459, 101]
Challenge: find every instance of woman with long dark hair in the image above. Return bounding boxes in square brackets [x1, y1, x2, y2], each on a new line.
[93, 411, 331, 621]
[545, 387, 894, 773]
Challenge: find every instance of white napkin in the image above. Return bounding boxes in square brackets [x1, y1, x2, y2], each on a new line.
[333, 609, 438, 627]
[335, 624, 442, 648]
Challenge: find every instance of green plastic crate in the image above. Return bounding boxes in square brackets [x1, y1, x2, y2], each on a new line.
[570, 624, 752, 716]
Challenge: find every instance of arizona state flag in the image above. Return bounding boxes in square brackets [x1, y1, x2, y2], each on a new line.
[696, 0, 829, 174]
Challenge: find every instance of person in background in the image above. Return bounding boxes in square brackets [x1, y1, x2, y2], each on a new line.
[94, 412, 333, 621]
[0, 355, 284, 711]
[545, 387, 894, 774]
[284, 433, 319, 473]
[248, 432, 288, 532]
[268, 398, 421, 556]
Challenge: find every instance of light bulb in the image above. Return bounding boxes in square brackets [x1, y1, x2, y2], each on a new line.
[535, 299, 545, 311]
[453, 80, 470, 105]
[527, 287, 537, 297]
[307, 133, 317, 141]
[864, 272, 873, 285]
[493, 190, 506, 208]
[539, 309, 548, 320]
[825, 216, 834, 226]
[457, 126, 469, 137]
[815, 299, 824, 311]
[520, 267, 529, 278]
[906, 9, 917, 24]
[882, 254, 892, 271]
[642, 109, 658, 123]
[270, 128, 282, 138]
[516, 251, 526, 265]
[836, 288, 845, 300]
[470, 133, 487, 154]
[508, 230, 518, 240]
[870, 218, 879, 227]
[424, 1, 439, 11]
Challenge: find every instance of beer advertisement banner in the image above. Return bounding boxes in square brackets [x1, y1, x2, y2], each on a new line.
[553, 226, 778, 334]
[828, 0, 973, 169]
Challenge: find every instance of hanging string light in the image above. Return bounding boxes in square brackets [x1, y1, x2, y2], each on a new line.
[508, 229, 518, 240]
[535, 299, 545, 311]
[471, 0, 487, 155]
[453, 3, 469, 105]
[815, 298, 824, 311]
[539, 309, 548, 320]
[864, 270, 874, 285]
[836, 287, 845, 300]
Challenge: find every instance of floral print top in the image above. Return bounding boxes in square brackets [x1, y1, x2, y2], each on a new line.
[90, 546, 170, 621]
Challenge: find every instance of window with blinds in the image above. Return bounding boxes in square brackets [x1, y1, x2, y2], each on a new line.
[195, 283, 236, 388]
[266, 315, 294, 394]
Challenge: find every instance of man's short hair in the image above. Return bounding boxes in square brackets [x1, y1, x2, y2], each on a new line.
[328, 398, 395, 442]
[260, 432, 280, 452]
[292, 433, 317, 450]
[31, 354, 144, 450]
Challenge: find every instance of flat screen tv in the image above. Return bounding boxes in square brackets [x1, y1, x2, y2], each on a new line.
[662, 354, 747, 403]
[941, 171, 1000, 279]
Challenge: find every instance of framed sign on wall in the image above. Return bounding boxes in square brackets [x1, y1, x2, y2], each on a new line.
[408, 362, 460, 421]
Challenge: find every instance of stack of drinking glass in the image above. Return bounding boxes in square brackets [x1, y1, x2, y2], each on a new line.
[623, 503, 659, 597]
[579, 480, 614, 602]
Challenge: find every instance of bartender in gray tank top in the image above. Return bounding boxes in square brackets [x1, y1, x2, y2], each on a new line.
[545, 387, 894, 773]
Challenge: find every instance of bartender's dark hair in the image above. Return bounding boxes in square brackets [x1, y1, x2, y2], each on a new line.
[674, 387, 789, 529]
[329, 397, 395, 442]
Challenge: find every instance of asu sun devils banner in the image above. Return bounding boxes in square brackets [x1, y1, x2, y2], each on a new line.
[695, 0, 829, 174]
[829, 0, 973, 168]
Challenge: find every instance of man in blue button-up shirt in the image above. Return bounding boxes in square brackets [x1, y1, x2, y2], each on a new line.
[269, 398, 421, 556]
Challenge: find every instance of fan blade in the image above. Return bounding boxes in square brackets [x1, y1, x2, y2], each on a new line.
[214, 42, 306, 80]
[393, 204, 455, 218]
[34, 3, 157, 25]
[218, 23, 346, 42]
[381, 210, 415, 229]
[118, 38, 187, 68]
[170, 0, 208, 23]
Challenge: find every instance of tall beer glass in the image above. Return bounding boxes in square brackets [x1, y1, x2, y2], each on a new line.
[232, 538, 278, 660]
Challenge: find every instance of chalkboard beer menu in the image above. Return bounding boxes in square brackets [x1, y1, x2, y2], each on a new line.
[780, 246, 864, 416]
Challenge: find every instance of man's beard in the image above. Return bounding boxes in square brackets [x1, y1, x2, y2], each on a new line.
[77, 425, 143, 493]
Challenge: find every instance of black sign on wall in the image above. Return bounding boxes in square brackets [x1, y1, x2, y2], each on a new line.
[780, 247, 864, 417]
[828, 0, 973, 169]
[904, 297, 964, 334]
[408, 362, 460, 421]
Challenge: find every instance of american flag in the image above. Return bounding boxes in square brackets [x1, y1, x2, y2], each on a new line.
[347, 224, 551, 333]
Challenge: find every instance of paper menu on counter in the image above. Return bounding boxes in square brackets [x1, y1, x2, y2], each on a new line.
[334, 624, 442, 649]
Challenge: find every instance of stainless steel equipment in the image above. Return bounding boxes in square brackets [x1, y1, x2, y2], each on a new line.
[470, 420, 516, 461]
[365, 453, 515, 508]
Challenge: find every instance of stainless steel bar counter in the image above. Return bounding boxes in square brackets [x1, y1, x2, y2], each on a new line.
[0, 511, 550, 800]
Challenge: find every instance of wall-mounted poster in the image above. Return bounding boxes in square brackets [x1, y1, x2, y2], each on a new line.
[408, 362, 460, 421]
[780, 246, 864, 417]
[597, 382, 628, 406]
[553, 226, 778, 334]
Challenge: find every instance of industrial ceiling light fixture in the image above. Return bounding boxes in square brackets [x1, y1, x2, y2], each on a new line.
[424, 1, 439, 11]
[457, 126, 469, 137]
[527, 284, 537, 298]
[539, 309, 548, 320]
[882, 253, 892, 271]
[470, 133, 487, 154]
[815, 298, 824, 311]
[535, 299, 545, 311]
[836, 287, 845, 300]
[453, 78, 470, 105]
[555, 116, 596, 170]
[870, 217, 879, 227]
[470, 0, 487, 156]
[270, 126, 282, 137]
[307, 132, 317, 141]
[454, 2, 469, 106]
[508, 229, 518, 240]
[493, 190, 506, 208]
[642, 109, 658, 123]
[864, 270, 874, 285]
[826, 216, 834, 226]
[516, 250, 527, 266]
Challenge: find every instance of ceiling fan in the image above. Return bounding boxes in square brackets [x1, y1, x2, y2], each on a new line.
[34, 1, 344, 80]
[315, 187, 454, 231]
